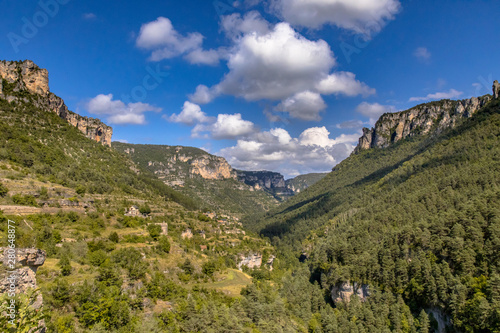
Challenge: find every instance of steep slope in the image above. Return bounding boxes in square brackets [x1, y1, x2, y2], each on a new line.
[248, 88, 500, 331]
[113, 142, 279, 215]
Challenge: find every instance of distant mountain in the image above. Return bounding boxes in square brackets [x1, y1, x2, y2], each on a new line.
[285, 173, 328, 194]
[236, 170, 294, 201]
[113, 142, 280, 215]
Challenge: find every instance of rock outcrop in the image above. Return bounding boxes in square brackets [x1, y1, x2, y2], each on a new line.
[1, 248, 46, 309]
[331, 281, 369, 304]
[236, 170, 294, 200]
[354, 91, 494, 153]
[238, 253, 262, 270]
[494, 80, 500, 99]
[190, 155, 237, 180]
[0, 60, 112, 146]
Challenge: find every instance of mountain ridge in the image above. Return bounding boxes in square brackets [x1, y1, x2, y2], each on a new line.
[354, 93, 493, 153]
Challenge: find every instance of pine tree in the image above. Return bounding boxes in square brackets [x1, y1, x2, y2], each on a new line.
[418, 310, 430, 333]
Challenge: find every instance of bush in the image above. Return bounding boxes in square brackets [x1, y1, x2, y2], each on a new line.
[88, 250, 108, 267]
[139, 204, 151, 215]
[108, 232, 119, 243]
[157, 236, 171, 253]
[147, 224, 162, 241]
[58, 255, 71, 276]
[0, 183, 8, 197]
[12, 194, 37, 206]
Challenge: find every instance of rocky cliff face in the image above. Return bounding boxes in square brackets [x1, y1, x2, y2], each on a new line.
[1, 248, 46, 309]
[190, 155, 237, 180]
[236, 170, 294, 200]
[354, 90, 495, 153]
[0, 60, 112, 146]
[331, 281, 370, 304]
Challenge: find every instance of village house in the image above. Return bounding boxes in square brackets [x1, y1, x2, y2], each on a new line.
[125, 205, 141, 217]
[181, 228, 193, 239]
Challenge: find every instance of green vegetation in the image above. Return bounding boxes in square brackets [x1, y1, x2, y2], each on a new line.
[247, 98, 500, 331]
[0, 97, 197, 210]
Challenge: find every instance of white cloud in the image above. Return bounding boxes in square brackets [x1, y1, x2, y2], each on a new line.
[299, 126, 336, 147]
[414, 47, 431, 60]
[86, 94, 161, 125]
[194, 22, 374, 105]
[184, 49, 220, 66]
[272, 0, 401, 34]
[409, 89, 463, 102]
[167, 101, 213, 125]
[221, 11, 271, 40]
[193, 113, 257, 140]
[315, 72, 376, 97]
[219, 126, 360, 178]
[356, 102, 395, 123]
[136, 17, 219, 63]
[276, 91, 326, 121]
[189, 85, 219, 104]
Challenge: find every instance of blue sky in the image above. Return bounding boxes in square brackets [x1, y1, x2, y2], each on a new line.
[1, 0, 499, 178]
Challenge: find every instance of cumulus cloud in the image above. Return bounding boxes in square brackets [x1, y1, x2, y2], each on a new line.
[193, 113, 256, 140]
[276, 91, 326, 121]
[189, 85, 219, 104]
[86, 94, 161, 125]
[414, 47, 431, 61]
[272, 0, 401, 34]
[167, 101, 213, 125]
[315, 72, 376, 97]
[219, 126, 360, 177]
[409, 89, 463, 102]
[191, 22, 374, 115]
[356, 102, 395, 123]
[136, 17, 220, 65]
[221, 11, 271, 40]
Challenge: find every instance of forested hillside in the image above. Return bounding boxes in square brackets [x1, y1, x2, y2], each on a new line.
[247, 96, 500, 331]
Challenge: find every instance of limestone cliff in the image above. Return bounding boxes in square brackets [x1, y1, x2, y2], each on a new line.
[353, 87, 496, 153]
[0, 60, 112, 146]
[236, 170, 294, 200]
[190, 155, 236, 180]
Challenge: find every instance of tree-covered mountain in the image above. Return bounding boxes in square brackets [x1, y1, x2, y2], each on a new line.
[246, 89, 500, 331]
